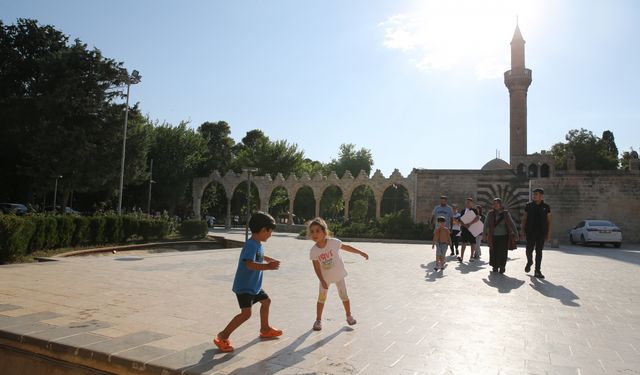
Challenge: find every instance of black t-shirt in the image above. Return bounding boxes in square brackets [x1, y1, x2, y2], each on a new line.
[524, 201, 551, 236]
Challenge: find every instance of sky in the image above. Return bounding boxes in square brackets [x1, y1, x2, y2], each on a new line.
[3, 0, 639, 176]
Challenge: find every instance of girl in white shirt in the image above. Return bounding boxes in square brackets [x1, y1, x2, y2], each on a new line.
[308, 217, 369, 331]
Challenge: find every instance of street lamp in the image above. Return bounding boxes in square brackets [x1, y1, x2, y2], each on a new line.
[53, 175, 62, 214]
[147, 158, 156, 215]
[242, 167, 258, 241]
[117, 69, 142, 215]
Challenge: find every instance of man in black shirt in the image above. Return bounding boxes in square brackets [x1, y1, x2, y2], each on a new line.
[520, 188, 552, 279]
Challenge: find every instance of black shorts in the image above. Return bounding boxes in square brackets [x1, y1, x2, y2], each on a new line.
[236, 289, 269, 309]
[460, 227, 476, 243]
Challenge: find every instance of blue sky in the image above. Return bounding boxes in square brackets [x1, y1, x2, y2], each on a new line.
[3, 0, 639, 176]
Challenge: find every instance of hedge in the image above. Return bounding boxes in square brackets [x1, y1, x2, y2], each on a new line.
[298, 210, 433, 241]
[179, 220, 208, 239]
[0, 214, 172, 263]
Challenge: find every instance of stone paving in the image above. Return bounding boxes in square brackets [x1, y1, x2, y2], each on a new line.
[0, 229, 639, 374]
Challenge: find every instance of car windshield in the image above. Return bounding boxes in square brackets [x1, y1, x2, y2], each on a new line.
[588, 221, 613, 227]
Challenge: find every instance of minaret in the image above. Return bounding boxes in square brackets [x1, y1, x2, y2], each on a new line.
[504, 23, 532, 165]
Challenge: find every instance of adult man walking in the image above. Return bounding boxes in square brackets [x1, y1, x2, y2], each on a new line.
[520, 188, 552, 279]
[431, 195, 454, 231]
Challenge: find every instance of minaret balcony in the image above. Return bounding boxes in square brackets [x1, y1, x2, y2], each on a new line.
[504, 69, 532, 88]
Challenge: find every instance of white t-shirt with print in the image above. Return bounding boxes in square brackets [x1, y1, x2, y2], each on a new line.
[309, 238, 347, 284]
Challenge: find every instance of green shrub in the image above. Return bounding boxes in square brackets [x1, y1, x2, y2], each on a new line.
[179, 220, 208, 239]
[137, 219, 169, 241]
[122, 215, 139, 240]
[72, 217, 90, 246]
[0, 216, 37, 263]
[55, 216, 76, 248]
[89, 216, 107, 244]
[104, 216, 124, 243]
[29, 216, 58, 251]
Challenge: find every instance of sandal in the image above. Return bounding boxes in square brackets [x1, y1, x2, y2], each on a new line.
[346, 315, 357, 325]
[312, 320, 322, 331]
[259, 327, 283, 338]
[213, 337, 234, 352]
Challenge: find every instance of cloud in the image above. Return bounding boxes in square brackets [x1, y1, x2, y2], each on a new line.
[379, 0, 539, 79]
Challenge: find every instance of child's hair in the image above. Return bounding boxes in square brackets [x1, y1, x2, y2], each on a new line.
[436, 216, 446, 223]
[307, 217, 331, 238]
[248, 211, 276, 233]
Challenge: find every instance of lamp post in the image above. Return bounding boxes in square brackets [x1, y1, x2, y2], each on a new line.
[147, 158, 156, 215]
[52, 175, 62, 214]
[117, 69, 142, 215]
[242, 167, 258, 241]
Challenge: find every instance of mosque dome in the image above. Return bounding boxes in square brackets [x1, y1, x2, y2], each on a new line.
[481, 158, 511, 171]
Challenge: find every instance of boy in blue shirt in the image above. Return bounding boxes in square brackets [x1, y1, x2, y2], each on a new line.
[214, 212, 282, 352]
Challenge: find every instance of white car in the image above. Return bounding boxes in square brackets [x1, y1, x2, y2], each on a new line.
[569, 220, 622, 248]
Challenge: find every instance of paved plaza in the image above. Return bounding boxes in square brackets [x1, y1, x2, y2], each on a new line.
[1, 230, 639, 374]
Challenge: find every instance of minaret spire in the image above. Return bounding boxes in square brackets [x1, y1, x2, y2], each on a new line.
[504, 23, 532, 166]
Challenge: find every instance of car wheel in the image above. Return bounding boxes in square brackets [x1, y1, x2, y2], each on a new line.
[569, 234, 576, 245]
[614, 242, 621, 248]
[581, 234, 587, 246]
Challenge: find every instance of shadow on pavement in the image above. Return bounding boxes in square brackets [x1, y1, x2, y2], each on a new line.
[224, 327, 350, 375]
[181, 337, 262, 374]
[454, 259, 487, 274]
[422, 261, 447, 282]
[529, 276, 580, 307]
[482, 272, 525, 293]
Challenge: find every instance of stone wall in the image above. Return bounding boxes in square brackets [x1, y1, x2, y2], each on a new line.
[530, 173, 640, 243]
[415, 169, 640, 243]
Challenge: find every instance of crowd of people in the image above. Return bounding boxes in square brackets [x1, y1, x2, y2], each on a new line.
[429, 189, 551, 278]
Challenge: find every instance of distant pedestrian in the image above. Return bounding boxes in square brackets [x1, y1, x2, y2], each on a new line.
[233, 215, 240, 228]
[307, 217, 369, 331]
[431, 195, 454, 230]
[520, 188, 552, 279]
[458, 198, 480, 263]
[214, 212, 282, 353]
[484, 198, 518, 273]
[432, 216, 451, 271]
[450, 204, 461, 256]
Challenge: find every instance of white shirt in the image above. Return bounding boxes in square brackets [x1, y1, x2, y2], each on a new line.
[309, 238, 347, 284]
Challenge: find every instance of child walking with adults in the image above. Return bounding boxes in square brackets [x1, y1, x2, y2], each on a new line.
[307, 218, 369, 331]
[484, 198, 518, 273]
[432, 216, 451, 271]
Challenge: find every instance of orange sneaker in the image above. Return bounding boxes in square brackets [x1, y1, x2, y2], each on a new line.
[259, 327, 283, 338]
[213, 337, 234, 352]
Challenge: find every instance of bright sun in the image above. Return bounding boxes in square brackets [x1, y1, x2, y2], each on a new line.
[379, 0, 544, 79]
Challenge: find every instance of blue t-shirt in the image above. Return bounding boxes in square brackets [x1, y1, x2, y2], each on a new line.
[232, 239, 264, 295]
[432, 204, 454, 228]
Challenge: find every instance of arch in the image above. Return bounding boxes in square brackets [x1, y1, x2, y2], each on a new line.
[200, 180, 228, 226]
[268, 186, 290, 224]
[540, 163, 550, 178]
[293, 185, 315, 224]
[517, 163, 526, 176]
[319, 185, 344, 222]
[230, 181, 260, 226]
[528, 164, 538, 178]
[348, 184, 376, 223]
[381, 184, 410, 216]
[192, 169, 417, 223]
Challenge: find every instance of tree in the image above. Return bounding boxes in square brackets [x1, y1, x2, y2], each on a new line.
[198, 121, 235, 174]
[233, 130, 305, 178]
[326, 143, 374, 178]
[148, 122, 208, 216]
[0, 19, 149, 206]
[549, 129, 619, 170]
[620, 148, 639, 171]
